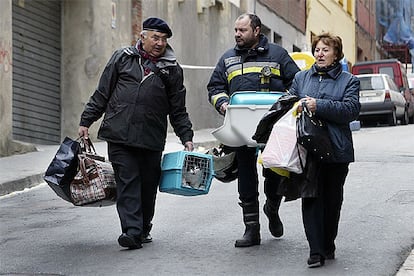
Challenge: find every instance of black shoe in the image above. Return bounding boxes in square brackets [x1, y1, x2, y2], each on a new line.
[141, 233, 152, 243]
[307, 254, 325, 268]
[118, 233, 142, 249]
[263, 201, 283, 238]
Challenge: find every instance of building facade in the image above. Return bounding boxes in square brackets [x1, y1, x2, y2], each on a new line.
[355, 0, 377, 62]
[306, 0, 357, 67]
[0, 0, 306, 156]
[375, 0, 414, 70]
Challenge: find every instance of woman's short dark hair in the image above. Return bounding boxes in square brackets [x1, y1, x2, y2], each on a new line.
[312, 33, 344, 61]
[238, 13, 262, 31]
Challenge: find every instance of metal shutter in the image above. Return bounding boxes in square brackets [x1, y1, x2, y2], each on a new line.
[12, 0, 61, 144]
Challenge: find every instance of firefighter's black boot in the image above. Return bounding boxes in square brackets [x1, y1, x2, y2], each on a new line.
[263, 197, 283, 238]
[235, 201, 261, 247]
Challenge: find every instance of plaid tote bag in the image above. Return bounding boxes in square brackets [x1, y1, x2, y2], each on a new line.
[70, 154, 117, 206]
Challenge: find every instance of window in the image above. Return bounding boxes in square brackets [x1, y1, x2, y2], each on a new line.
[408, 77, 414, 89]
[370, 76, 385, 90]
[273, 32, 282, 45]
[359, 76, 384, 90]
[379, 67, 394, 79]
[261, 25, 271, 40]
[386, 77, 398, 91]
[292, 45, 301, 52]
[359, 68, 373, 74]
[310, 32, 316, 46]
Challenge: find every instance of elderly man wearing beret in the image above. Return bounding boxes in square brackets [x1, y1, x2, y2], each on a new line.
[78, 17, 194, 250]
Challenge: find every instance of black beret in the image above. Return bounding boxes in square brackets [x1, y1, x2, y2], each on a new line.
[143, 17, 172, 38]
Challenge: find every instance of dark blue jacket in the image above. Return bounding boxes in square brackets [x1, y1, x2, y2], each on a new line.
[289, 63, 361, 163]
[207, 35, 300, 113]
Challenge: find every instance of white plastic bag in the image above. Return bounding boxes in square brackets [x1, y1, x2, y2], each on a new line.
[261, 104, 306, 174]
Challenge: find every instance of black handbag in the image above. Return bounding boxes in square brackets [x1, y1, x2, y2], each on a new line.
[297, 102, 333, 161]
[44, 137, 81, 202]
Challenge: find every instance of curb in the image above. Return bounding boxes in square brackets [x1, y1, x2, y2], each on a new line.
[0, 174, 45, 196]
[0, 140, 219, 197]
[396, 249, 414, 276]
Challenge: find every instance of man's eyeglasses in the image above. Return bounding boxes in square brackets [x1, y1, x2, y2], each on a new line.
[150, 35, 168, 43]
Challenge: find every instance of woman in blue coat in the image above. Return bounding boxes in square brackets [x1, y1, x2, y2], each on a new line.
[289, 33, 360, 268]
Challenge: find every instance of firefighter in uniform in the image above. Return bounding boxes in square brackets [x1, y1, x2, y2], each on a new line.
[207, 13, 300, 247]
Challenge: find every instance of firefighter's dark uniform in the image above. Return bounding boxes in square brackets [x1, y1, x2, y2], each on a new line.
[207, 34, 300, 246]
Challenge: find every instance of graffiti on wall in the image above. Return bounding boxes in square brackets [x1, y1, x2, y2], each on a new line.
[0, 39, 12, 73]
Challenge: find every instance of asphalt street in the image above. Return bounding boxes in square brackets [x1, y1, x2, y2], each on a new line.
[0, 126, 414, 275]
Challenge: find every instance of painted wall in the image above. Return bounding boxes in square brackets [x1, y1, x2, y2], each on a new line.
[142, 0, 242, 130]
[142, 0, 307, 130]
[258, 0, 306, 34]
[0, 0, 311, 156]
[306, 0, 356, 66]
[254, 1, 307, 52]
[357, 0, 375, 36]
[0, 0, 13, 156]
[355, 0, 376, 62]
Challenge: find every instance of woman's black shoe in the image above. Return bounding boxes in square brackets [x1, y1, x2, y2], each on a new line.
[118, 233, 142, 249]
[307, 254, 325, 268]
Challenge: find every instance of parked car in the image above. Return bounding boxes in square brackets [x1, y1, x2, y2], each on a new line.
[408, 72, 414, 90]
[352, 59, 414, 123]
[356, 74, 409, 126]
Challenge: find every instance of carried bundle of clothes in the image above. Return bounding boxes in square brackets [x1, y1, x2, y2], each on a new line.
[252, 94, 332, 201]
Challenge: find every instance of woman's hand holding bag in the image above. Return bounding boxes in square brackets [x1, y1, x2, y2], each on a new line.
[297, 102, 333, 161]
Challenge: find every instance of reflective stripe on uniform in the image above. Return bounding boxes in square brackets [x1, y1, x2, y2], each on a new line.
[211, 92, 229, 106]
[226, 61, 280, 75]
[226, 61, 281, 83]
[227, 66, 281, 83]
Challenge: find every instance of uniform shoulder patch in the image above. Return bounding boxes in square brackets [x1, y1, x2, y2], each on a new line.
[224, 56, 241, 67]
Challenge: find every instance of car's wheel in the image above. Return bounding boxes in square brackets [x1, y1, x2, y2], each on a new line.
[387, 110, 397, 126]
[401, 109, 409, 125]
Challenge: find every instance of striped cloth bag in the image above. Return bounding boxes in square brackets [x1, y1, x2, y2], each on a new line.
[70, 154, 116, 206]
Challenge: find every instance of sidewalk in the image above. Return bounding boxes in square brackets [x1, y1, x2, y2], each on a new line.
[0, 128, 217, 197]
[0, 128, 413, 276]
